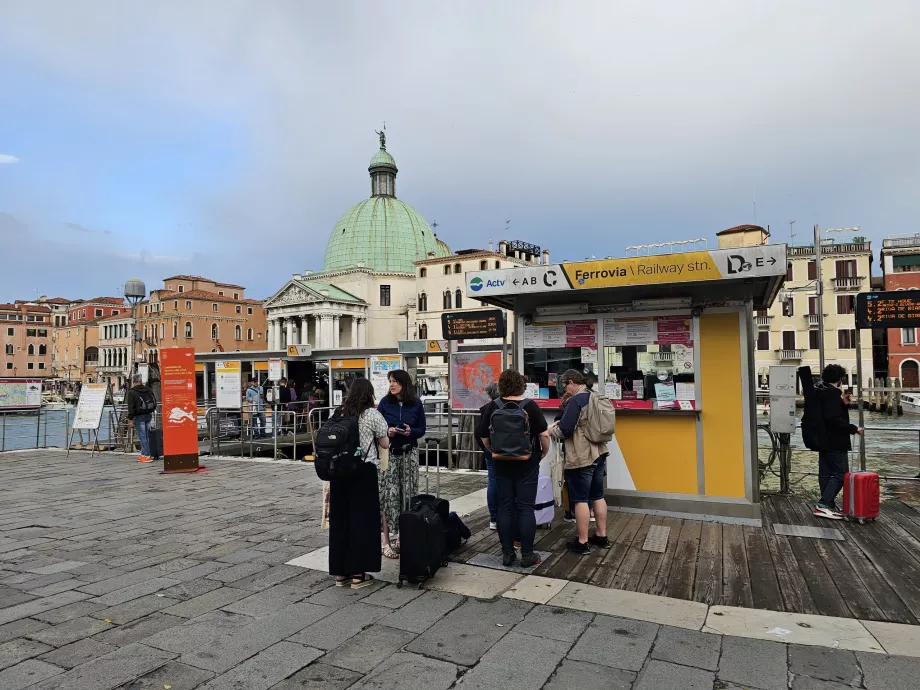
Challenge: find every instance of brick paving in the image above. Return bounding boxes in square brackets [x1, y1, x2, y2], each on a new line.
[0, 450, 917, 689]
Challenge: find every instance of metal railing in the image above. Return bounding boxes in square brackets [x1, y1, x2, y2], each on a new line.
[779, 349, 804, 360]
[883, 236, 920, 249]
[806, 314, 819, 327]
[832, 276, 863, 291]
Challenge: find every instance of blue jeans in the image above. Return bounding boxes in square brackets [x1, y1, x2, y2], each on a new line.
[818, 450, 849, 509]
[135, 414, 152, 457]
[494, 460, 539, 555]
[485, 453, 498, 522]
[251, 412, 266, 437]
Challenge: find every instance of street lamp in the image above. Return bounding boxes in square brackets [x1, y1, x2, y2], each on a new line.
[123, 279, 146, 382]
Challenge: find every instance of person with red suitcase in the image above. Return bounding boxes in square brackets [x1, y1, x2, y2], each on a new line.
[801, 364, 864, 520]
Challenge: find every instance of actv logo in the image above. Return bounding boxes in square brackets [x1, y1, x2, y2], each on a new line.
[469, 277, 483, 292]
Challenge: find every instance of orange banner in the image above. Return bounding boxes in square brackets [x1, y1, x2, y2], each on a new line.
[160, 347, 199, 471]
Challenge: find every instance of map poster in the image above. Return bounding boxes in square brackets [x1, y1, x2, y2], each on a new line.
[160, 347, 199, 471]
[72, 383, 108, 429]
[0, 378, 43, 410]
[450, 351, 502, 410]
[371, 355, 402, 402]
[216, 361, 241, 409]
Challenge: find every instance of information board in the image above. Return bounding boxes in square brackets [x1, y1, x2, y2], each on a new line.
[269, 358, 283, 381]
[0, 378, 42, 410]
[370, 355, 402, 402]
[856, 292, 920, 328]
[216, 361, 241, 409]
[73, 383, 108, 430]
[450, 351, 502, 410]
[160, 347, 199, 471]
[441, 310, 506, 340]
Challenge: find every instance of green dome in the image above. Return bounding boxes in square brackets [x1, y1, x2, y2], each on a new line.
[323, 196, 442, 273]
[369, 149, 396, 169]
[435, 235, 452, 258]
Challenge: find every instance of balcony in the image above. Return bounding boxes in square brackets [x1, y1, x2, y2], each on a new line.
[756, 315, 773, 328]
[806, 314, 820, 327]
[788, 243, 870, 257]
[654, 351, 676, 362]
[779, 349, 804, 361]
[83, 360, 99, 368]
[883, 236, 920, 249]
[832, 276, 864, 291]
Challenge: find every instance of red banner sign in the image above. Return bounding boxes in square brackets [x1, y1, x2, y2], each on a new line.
[160, 347, 200, 472]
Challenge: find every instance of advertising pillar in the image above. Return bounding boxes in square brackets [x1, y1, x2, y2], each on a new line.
[160, 347, 200, 473]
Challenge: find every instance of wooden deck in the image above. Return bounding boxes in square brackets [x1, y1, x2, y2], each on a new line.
[451, 496, 920, 624]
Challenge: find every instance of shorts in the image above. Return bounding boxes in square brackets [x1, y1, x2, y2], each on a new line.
[565, 454, 607, 504]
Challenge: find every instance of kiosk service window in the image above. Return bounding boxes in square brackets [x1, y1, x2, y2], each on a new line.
[522, 314, 697, 411]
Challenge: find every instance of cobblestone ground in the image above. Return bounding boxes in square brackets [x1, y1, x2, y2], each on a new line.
[0, 451, 918, 689]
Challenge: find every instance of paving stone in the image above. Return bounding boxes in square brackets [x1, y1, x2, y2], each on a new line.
[0, 590, 91, 625]
[38, 636, 117, 669]
[91, 577, 179, 606]
[304, 580, 386, 608]
[288, 602, 390, 651]
[26, 578, 89, 597]
[92, 594, 182, 625]
[180, 602, 334, 673]
[0, 617, 49, 644]
[143, 610, 255, 653]
[635, 659, 715, 690]
[0, 588, 36, 608]
[718, 635, 789, 690]
[406, 597, 532, 666]
[204, 561, 270, 583]
[160, 587, 250, 619]
[93, 612, 186, 647]
[790, 677, 859, 690]
[31, 599, 105, 624]
[567, 614, 658, 672]
[199, 640, 322, 690]
[222, 583, 307, 618]
[455, 631, 571, 690]
[26, 560, 88, 575]
[651, 625, 722, 671]
[270, 661, 362, 690]
[857, 652, 920, 690]
[513, 605, 593, 643]
[28, 642, 176, 690]
[117, 661, 215, 690]
[789, 645, 861, 686]
[224, 564, 302, 592]
[29, 615, 113, 646]
[347, 651, 460, 690]
[158, 578, 224, 601]
[166, 561, 230, 583]
[0, 637, 53, 670]
[323, 624, 417, 673]
[3, 571, 72, 590]
[361, 583, 426, 609]
[0, 659, 65, 689]
[77, 570, 168, 597]
[542, 659, 635, 690]
[215, 545, 267, 565]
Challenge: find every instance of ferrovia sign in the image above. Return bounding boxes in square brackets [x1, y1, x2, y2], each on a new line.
[466, 245, 786, 298]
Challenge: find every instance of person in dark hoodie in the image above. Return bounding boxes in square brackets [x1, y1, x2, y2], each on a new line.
[125, 374, 157, 463]
[812, 364, 863, 519]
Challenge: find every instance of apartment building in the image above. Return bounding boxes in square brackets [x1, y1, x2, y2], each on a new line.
[97, 313, 136, 391]
[135, 275, 267, 362]
[0, 302, 52, 377]
[880, 234, 920, 386]
[52, 297, 125, 384]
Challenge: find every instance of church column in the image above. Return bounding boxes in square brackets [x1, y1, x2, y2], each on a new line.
[318, 314, 333, 349]
[298, 316, 308, 345]
[266, 319, 275, 350]
[357, 317, 367, 348]
[285, 319, 295, 349]
[273, 319, 282, 350]
[332, 316, 340, 349]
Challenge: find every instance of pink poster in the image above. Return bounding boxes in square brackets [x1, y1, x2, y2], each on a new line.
[656, 316, 693, 346]
[565, 321, 597, 348]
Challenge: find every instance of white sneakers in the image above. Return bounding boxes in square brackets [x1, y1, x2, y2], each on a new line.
[813, 505, 844, 520]
[489, 521, 498, 531]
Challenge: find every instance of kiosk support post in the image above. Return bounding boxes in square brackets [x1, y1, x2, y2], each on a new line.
[856, 327, 866, 470]
[446, 342, 454, 471]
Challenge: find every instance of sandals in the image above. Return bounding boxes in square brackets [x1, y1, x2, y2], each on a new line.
[351, 574, 376, 589]
[382, 544, 399, 560]
[335, 576, 350, 587]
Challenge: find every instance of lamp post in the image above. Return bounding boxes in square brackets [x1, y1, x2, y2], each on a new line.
[123, 279, 146, 383]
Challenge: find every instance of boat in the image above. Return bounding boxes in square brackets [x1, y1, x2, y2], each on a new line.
[900, 392, 920, 414]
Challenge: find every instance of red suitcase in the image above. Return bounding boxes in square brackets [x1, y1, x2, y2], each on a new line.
[842, 471, 879, 523]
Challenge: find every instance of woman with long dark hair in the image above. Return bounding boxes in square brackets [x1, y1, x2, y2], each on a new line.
[328, 377, 389, 588]
[377, 369, 426, 555]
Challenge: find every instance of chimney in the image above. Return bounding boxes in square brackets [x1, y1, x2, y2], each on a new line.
[542, 249, 550, 265]
[498, 240, 507, 256]
[489, 239, 494, 252]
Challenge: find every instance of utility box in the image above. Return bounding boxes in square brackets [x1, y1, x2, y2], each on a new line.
[769, 365, 797, 434]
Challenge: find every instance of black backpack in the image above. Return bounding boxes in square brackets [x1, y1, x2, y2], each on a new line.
[798, 366, 827, 451]
[135, 389, 157, 414]
[313, 412, 367, 481]
[489, 399, 532, 461]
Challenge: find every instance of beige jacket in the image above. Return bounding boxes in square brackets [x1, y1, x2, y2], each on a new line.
[552, 385, 608, 471]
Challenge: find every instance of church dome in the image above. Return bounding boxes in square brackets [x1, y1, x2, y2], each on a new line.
[322, 133, 447, 274]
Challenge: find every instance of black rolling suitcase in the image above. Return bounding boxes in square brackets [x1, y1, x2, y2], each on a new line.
[397, 501, 446, 589]
[148, 427, 163, 460]
[411, 494, 468, 553]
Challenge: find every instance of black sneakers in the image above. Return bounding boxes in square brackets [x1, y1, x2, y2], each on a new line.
[589, 535, 611, 548]
[502, 551, 517, 567]
[566, 538, 592, 555]
[521, 552, 541, 568]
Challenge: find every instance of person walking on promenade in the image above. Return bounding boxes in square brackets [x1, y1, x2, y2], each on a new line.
[477, 369, 550, 568]
[125, 374, 156, 463]
[550, 370, 611, 554]
[328, 378, 390, 588]
[377, 369, 426, 557]
[245, 379, 266, 438]
[476, 382, 501, 531]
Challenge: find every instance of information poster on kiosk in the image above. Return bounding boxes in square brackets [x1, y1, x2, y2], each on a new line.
[450, 351, 502, 410]
[160, 348, 199, 472]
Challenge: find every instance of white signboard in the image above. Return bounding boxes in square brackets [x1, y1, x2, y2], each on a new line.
[216, 361, 242, 409]
[137, 363, 149, 385]
[0, 378, 42, 409]
[73, 383, 108, 430]
[603, 319, 658, 346]
[268, 358, 283, 381]
[522, 323, 566, 348]
[524, 383, 540, 399]
[370, 355, 402, 402]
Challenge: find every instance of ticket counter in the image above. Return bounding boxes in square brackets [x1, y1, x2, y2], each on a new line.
[466, 244, 787, 522]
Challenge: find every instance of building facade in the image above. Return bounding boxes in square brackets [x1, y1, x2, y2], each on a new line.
[97, 313, 136, 391]
[1, 302, 53, 377]
[51, 297, 125, 384]
[135, 276, 267, 362]
[880, 234, 920, 386]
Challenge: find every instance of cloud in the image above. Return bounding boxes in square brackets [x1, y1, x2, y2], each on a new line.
[0, 155, 20, 164]
[66, 221, 113, 236]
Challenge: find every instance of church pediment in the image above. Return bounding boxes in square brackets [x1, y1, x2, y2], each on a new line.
[265, 282, 318, 308]
[265, 279, 366, 309]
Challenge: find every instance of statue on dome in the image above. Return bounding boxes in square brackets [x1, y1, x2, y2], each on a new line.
[375, 127, 386, 150]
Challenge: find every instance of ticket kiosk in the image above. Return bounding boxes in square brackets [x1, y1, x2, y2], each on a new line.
[466, 244, 787, 522]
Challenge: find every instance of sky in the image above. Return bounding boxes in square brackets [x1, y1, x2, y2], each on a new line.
[1, 1, 919, 302]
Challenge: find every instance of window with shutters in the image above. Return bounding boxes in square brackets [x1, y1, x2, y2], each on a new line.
[184, 322, 192, 338]
[808, 296, 818, 315]
[782, 331, 796, 350]
[211, 324, 218, 340]
[837, 295, 856, 315]
[836, 259, 857, 278]
[809, 330, 820, 349]
[418, 293, 428, 312]
[902, 328, 917, 345]
[838, 329, 856, 349]
[443, 291, 452, 310]
[807, 260, 816, 280]
[380, 285, 391, 306]
[455, 289, 462, 309]
[757, 331, 770, 351]
[786, 263, 794, 281]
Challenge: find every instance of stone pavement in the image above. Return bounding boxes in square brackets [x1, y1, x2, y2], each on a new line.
[0, 450, 918, 690]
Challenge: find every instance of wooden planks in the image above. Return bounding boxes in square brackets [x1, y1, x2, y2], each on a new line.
[692, 522, 723, 605]
[611, 516, 662, 591]
[666, 519, 701, 601]
[638, 516, 683, 596]
[743, 528, 783, 611]
[722, 524, 753, 608]
[759, 497, 819, 614]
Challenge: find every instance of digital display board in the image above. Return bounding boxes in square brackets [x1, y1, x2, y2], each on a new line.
[441, 309, 507, 340]
[856, 291, 920, 328]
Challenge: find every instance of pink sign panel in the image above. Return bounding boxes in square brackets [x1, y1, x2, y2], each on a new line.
[656, 316, 693, 346]
[565, 321, 597, 348]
